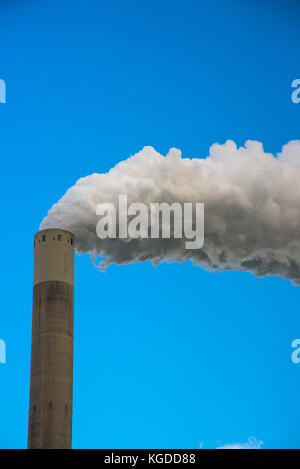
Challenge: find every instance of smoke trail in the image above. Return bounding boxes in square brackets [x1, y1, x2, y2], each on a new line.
[40, 140, 300, 284]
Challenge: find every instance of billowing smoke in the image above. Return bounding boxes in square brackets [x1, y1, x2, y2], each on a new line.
[40, 140, 300, 284]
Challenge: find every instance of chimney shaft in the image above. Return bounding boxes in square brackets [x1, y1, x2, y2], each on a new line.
[28, 229, 75, 449]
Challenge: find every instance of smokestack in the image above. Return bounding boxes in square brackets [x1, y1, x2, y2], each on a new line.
[28, 229, 75, 449]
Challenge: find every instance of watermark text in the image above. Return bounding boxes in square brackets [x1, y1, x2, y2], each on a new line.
[291, 79, 300, 104]
[291, 339, 300, 364]
[0, 339, 6, 364]
[96, 195, 205, 249]
[0, 79, 6, 103]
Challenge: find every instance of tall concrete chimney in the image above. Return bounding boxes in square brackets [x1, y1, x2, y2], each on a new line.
[28, 229, 75, 449]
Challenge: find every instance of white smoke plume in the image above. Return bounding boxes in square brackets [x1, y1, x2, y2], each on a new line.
[40, 140, 300, 284]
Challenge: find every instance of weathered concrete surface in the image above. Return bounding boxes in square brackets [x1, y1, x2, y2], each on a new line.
[28, 229, 74, 449]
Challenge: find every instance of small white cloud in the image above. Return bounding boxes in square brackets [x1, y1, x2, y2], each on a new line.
[217, 437, 263, 450]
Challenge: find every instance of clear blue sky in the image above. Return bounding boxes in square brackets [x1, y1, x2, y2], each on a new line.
[0, 0, 300, 449]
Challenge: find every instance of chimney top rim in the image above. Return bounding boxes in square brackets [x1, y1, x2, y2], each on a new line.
[34, 228, 75, 238]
